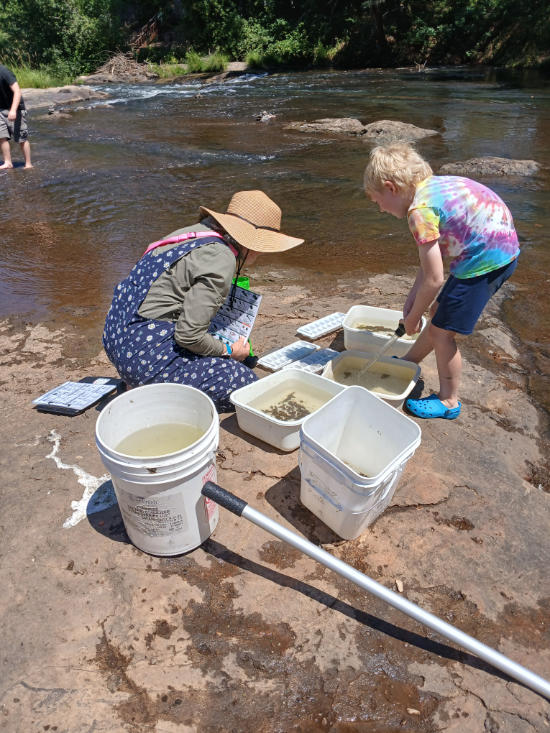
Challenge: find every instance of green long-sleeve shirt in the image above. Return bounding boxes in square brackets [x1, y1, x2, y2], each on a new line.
[137, 221, 236, 357]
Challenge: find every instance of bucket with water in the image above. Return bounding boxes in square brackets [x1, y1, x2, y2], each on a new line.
[95, 383, 219, 556]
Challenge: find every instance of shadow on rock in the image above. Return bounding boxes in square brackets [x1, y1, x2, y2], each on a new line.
[203, 538, 516, 685]
[86, 478, 129, 544]
[265, 467, 343, 545]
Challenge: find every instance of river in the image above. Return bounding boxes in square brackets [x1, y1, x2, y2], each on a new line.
[1, 66, 549, 417]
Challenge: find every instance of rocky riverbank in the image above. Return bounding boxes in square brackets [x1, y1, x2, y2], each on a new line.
[1, 270, 549, 731]
[23, 84, 109, 111]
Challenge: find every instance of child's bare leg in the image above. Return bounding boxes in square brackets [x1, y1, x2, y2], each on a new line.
[20, 140, 32, 168]
[402, 301, 438, 363]
[402, 324, 433, 363]
[431, 324, 461, 408]
[0, 139, 13, 168]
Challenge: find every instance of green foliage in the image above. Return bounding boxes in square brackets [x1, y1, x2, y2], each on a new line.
[10, 64, 73, 88]
[147, 62, 188, 78]
[0, 0, 548, 76]
[185, 50, 205, 73]
[0, 0, 122, 76]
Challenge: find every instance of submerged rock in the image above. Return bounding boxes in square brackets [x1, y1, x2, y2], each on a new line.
[285, 117, 365, 135]
[439, 156, 540, 176]
[361, 119, 439, 143]
[286, 117, 438, 142]
[256, 110, 276, 122]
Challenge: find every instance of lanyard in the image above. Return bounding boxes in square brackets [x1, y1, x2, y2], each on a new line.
[142, 230, 239, 257]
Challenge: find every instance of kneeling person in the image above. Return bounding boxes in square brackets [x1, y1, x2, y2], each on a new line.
[103, 190, 304, 411]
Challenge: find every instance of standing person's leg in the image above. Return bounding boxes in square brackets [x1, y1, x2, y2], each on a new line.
[0, 111, 12, 168]
[0, 138, 12, 168]
[20, 140, 32, 168]
[404, 260, 517, 419]
[402, 300, 439, 363]
[430, 325, 461, 408]
[14, 111, 32, 168]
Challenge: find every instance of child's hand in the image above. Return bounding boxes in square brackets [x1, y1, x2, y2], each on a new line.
[403, 314, 422, 336]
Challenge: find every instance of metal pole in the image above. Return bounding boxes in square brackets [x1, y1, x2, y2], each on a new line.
[202, 482, 550, 700]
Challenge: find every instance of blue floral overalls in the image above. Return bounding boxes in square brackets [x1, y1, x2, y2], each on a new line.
[103, 236, 257, 412]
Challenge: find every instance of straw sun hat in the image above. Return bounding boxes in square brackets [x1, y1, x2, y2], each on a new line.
[200, 190, 304, 253]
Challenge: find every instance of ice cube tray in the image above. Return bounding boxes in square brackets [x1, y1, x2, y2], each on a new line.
[296, 312, 346, 340]
[257, 341, 318, 371]
[283, 348, 339, 374]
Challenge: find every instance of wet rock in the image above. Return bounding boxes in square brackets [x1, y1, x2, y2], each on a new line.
[23, 85, 108, 111]
[361, 119, 439, 143]
[439, 156, 540, 176]
[286, 117, 439, 143]
[285, 117, 366, 135]
[256, 110, 276, 123]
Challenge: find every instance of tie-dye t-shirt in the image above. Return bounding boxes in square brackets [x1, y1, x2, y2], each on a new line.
[407, 176, 520, 279]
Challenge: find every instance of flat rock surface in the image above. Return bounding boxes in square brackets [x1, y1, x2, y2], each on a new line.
[23, 85, 109, 110]
[439, 157, 540, 176]
[362, 119, 439, 142]
[1, 273, 549, 732]
[286, 118, 439, 142]
[286, 117, 367, 135]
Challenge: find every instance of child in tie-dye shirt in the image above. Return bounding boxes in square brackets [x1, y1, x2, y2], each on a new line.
[364, 143, 519, 420]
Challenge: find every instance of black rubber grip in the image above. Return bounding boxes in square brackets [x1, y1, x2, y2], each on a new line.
[395, 322, 406, 337]
[202, 481, 248, 516]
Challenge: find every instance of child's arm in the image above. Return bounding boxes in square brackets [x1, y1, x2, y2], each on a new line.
[403, 239, 444, 335]
[8, 82, 22, 121]
[404, 267, 424, 317]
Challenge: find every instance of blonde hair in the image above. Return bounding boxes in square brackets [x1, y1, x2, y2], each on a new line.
[364, 143, 433, 193]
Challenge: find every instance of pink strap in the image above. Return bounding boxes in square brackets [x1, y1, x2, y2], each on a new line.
[142, 230, 238, 257]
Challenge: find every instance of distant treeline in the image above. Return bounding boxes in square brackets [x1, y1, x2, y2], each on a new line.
[1, 0, 548, 75]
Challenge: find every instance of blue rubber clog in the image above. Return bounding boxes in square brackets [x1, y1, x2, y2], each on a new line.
[405, 394, 461, 420]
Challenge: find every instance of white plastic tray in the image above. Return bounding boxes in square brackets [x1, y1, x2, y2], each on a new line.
[257, 340, 318, 371]
[296, 313, 345, 340]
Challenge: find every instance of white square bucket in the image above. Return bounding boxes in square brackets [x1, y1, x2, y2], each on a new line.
[343, 305, 427, 357]
[322, 350, 421, 409]
[230, 368, 346, 452]
[298, 386, 421, 539]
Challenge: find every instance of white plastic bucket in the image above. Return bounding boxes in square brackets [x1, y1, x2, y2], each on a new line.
[299, 386, 421, 539]
[95, 383, 219, 556]
[322, 350, 421, 409]
[343, 305, 427, 357]
[230, 368, 346, 451]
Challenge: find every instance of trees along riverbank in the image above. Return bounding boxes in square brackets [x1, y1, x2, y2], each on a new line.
[1, 0, 548, 87]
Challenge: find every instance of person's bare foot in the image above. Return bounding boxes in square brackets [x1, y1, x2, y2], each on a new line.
[0, 162, 13, 169]
[24, 164, 33, 169]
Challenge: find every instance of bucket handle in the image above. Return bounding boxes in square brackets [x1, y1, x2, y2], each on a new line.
[301, 475, 345, 512]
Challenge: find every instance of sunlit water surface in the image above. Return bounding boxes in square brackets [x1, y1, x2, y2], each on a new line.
[1, 67, 548, 415]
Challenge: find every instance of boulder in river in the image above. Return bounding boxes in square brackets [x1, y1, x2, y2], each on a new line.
[439, 157, 540, 176]
[285, 117, 438, 142]
[361, 119, 439, 143]
[285, 118, 366, 135]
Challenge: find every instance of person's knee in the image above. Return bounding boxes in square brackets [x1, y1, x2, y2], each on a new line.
[429, 322, 456, 343]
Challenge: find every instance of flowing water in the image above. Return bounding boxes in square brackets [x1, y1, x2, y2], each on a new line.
[1, 67, 549, 415]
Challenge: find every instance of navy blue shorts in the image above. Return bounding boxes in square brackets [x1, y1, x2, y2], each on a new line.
[432, 258, 518, 335]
